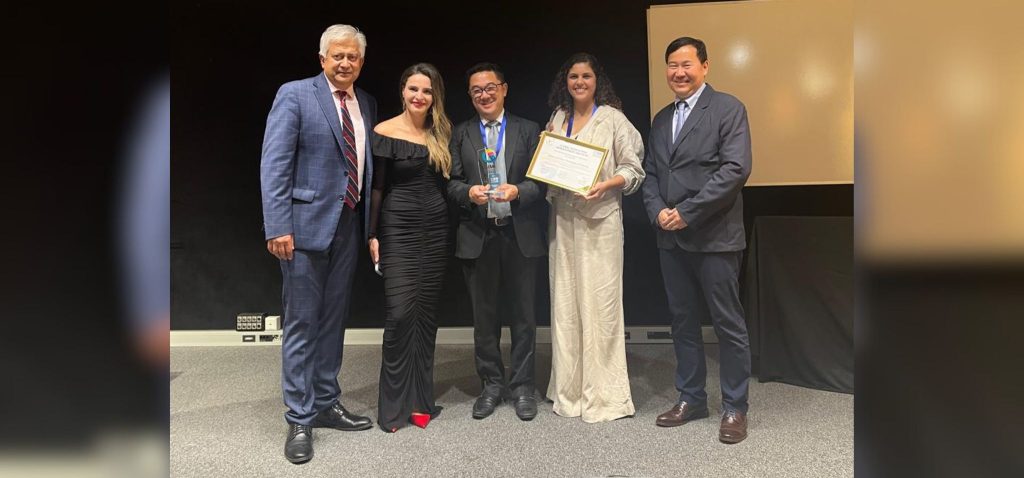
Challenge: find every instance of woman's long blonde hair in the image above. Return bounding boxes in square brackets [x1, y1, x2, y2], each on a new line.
[400, 63, 452, 178]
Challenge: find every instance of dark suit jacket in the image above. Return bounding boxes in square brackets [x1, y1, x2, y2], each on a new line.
[447, 112, 547, 259]
[641, 84, 752, 252]
[260, 73, 377, 252]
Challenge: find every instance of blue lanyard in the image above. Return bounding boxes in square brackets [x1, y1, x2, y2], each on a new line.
[479, 116, 507, 158]
[566, 104, 598, 137]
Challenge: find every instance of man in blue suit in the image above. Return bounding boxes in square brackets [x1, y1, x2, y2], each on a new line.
[260, 24, 376, 464]
[642, 37, 753, 444]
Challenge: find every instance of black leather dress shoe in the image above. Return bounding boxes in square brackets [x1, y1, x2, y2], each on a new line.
[472, 392, 501, 419]
[312, 403, 373, 431]
[512, 395, 537, 421]
[284, 424, 313, 464]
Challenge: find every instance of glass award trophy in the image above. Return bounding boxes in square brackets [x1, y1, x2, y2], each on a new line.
[476, 147, 505, 199]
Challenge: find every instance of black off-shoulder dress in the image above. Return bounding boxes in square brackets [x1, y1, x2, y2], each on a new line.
[369, 135, 448, 432]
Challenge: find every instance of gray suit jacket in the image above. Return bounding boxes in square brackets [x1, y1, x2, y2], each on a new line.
[260, 73, 377, 252]
[641, 84, 752, 252]
[447, 113, 547, 259]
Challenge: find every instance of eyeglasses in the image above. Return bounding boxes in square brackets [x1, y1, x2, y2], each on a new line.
[469, 82, 505, 98]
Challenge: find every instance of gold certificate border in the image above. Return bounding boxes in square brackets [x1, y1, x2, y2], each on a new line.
[526, 131, 609, 194]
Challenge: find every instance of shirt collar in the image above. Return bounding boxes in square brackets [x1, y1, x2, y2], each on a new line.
[676, 82, 707, 109]
[480, 109, 506, 127]
[325, 73, 356, 100]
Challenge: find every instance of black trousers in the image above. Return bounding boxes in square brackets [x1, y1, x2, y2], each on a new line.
[461, 225, 539, 397]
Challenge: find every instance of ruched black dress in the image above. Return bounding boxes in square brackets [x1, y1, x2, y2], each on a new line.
[369, 135, 448, 432]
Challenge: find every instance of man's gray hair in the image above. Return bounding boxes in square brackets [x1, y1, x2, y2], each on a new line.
[318, 24, 366, 58]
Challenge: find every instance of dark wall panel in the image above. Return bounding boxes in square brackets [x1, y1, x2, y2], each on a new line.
[171, 1, 850, 329]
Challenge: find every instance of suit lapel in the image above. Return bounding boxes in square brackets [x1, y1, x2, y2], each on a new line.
[467, 117, 486, 156]
[355, 87, 373, 181]
[313, 74, 345, 156]
[670, 84, 714, 158]
[464, 119, 486, 182]
[651, 107, 674, 165]
[502, 114, 517, 175]
[360, 88, 376, 169]
[356, 88, 373, 147]
[661, 109, 675, 155]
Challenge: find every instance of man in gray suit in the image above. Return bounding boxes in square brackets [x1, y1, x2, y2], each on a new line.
[260, 24, 375, 463]
[641, 37, 753, 444]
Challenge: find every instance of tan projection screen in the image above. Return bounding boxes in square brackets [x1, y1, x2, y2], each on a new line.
[647, 0, 853, 185]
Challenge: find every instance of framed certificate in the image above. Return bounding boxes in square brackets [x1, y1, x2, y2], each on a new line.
[526, 131, 608, 194]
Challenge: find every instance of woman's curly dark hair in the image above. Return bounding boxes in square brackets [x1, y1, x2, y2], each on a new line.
[547, 52, 622, 113]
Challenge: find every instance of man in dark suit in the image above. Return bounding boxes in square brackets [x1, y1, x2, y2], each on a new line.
[260, 24, 375, 464]
[641, 37, 753, 444]
[448, 63, 547, 421]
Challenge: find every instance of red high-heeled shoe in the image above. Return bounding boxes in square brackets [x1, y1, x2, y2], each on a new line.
[410, 412, 431, 429]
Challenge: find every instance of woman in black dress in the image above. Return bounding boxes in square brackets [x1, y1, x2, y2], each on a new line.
[368, 63, 452, 432]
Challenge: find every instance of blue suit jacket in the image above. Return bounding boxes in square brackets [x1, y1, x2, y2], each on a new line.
[641, 84, 752, 252]
[260, 73, 377, 252]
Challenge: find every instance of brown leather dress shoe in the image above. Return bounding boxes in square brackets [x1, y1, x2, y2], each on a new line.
[655, 401, 710, 427]
[719, 410, 748, 443]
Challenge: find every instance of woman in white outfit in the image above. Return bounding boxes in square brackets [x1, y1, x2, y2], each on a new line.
[544, 52, 645, 423]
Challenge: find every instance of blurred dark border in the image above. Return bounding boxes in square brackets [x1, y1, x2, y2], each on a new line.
[3, 2, 1023, 477]
[1, 4, 168, 449]
[857, 263, 1024, 477]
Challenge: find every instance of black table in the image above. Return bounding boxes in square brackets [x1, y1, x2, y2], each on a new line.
[743, 216, 853, 393]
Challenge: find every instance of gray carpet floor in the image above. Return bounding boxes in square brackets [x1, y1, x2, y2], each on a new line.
[171, 344, 852, 477]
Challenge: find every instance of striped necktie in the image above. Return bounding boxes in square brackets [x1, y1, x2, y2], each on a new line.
[337, 90, 359, 210]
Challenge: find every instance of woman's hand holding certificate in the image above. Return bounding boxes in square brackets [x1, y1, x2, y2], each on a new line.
[526, 132, 608, 194]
